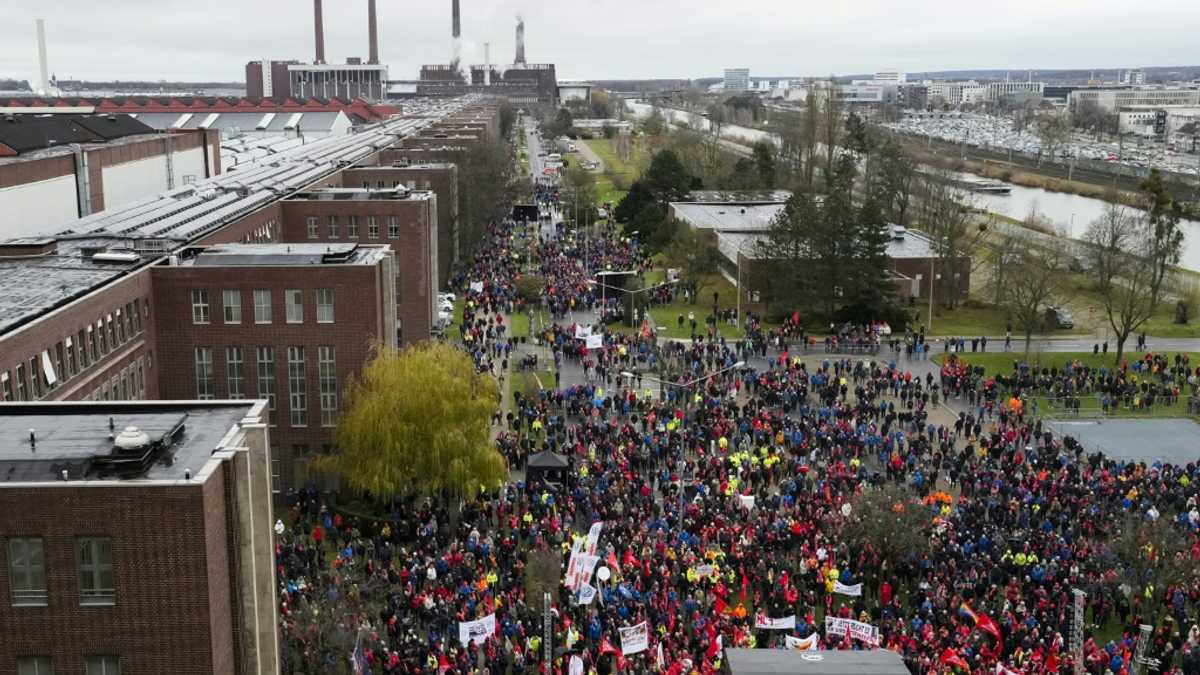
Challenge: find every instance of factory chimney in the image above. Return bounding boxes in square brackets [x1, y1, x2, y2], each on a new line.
[35, 19, 50, 96]
[451, 0, 462, 70]
[484, 42, 491, 86]
[367, 0, 379, 65]
[313, 0, 326, 64]
[514, 17, 526, 66]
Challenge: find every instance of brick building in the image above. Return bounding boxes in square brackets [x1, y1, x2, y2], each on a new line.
[151, 242, 396, 489]
[0, 97, 500, 495]
[0, 399, 277, 675]
[339, 164, 459, 285]
[279, 187, 437, 342]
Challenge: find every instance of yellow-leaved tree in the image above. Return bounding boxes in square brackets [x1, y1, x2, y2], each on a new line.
[314, 342, 507, 505]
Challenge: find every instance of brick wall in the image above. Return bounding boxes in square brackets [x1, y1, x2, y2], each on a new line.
[279, 197, 437, 342]
[0, 269, 158, 403]
[0, 482, 228, 675]
[340, 166, 458, 284]
[150, 262, 387, 490]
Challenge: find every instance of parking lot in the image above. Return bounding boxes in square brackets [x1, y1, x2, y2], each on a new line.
[887, 113, 1200, 176]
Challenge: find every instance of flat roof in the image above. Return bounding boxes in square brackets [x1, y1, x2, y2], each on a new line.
[713, 228, 936, 263]
[0, 401, 260, 484]
[672, 202, 785, 232]
[1045, 418, 1200, 465]
[181, 242, 388, 267]
[724, 649, 908, 675]
[286, 187, 434, 201]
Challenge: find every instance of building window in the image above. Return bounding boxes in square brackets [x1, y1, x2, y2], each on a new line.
[84, 327, 95, 366]
[126, 301, 138, 335]
[106, 314, 116, 348]
[8, 538, 47, 606]
[328, 215, 340, 238]
[191, 289, 210, 324]
[387, 216, 400, 238]
[77, 329, 89, 369]
[285, 290, 304, 324]
[65, 337, 76, 377]
[319, 346, 337, 427]
[28, 357, 41, 399]
[114, 310, 125, 345]
[288, 347, 307, 427]
[256, 347, 277, 423]
[316, 289, 334, 323]
[15, 363, 27, 401]
[347, 215, 359, 238]
[253, 289, 272, 324]
[53, 343, 66, 384]
[85, 656, 120, 675]
[226, 347, 245, 399]
[96, 319, 107, 355]
[77, 538, 114, 606]
[17, 656, 53, 675]
[223, 290, 242, 324]
[367, 216, 379, 239]
[1, 371, 11, 402]
[195, 347, 214, 400]
[306, 216, 318, 239]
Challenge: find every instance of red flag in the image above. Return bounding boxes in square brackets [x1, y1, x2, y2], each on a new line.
[438, 653, 451, 673]
[941, 648, 970, 671]
[1044, 649, 1059, 674]
[705, 634, 723, 660]
[977, 613, 1003, 646]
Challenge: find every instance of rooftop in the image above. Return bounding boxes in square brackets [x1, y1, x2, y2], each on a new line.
[0, 401, 262, 485]
[672, 202, 785, 232]
[178, 242, 390, 267]
[286, 186, 433, 201]
[724, 648, 909, 675]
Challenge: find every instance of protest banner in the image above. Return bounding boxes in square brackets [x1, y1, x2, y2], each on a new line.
[585, 334, 604, 350]
[754, 614, 797, 630]
[824, 617, 878, 644]
[578, 582, 598, 605]
[585, 522, 604, 555]
[619, 621, 650, 655]
[458, 613, 497, 645]
[833, 581, 863, 596]
[786, 634, 820, 651]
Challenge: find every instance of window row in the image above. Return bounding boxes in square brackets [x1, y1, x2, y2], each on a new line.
[81, 357, 148, 403]
[194, 346, 338, 427]
[7, 537, 114, 608]
[240, 218, 279, 244]
[1, 299, 145, 403]
[305, 215, 404, 240]
[17, 655, 119, 675]
[191, 288, 334, 325]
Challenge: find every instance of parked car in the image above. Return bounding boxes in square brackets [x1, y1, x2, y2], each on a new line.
[1045, 306, 1074, 329]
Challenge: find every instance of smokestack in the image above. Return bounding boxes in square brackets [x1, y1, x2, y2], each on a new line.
[515, 17, 526, 66]
[35, 19, 50, 96]
[313, 0, 326, 64]
[484, 42, 491, 86]
[368, 0, 379, 65]
[451, 0, 461, 70]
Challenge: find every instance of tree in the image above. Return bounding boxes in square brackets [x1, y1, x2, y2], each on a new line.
[751, 140, 777, 188]
[1138, 170, 1185, 309]
[498, 99, 517, 138]
[544, 107, 574, 138]
[459, 139, 522, 256]
[563, 164, 599, 227]
[875, 138, 917, 227]
[315, 343, 507, 505]
[641, 149, 696, 202]
[1033, 111, 1072, 161]
[841, 484, 932, 571]
[665, 227, 722, 302]
[1085, 205, 1156, 364]
[631, 203, 675, 254]
[1104, 515, 1200, 612]
[589, 89, 613, 119]
[613, 180, 655, 224]
[915, 172, 986, 310]
[1000, 235, 1067, 353]
[642, 108, 667, 136]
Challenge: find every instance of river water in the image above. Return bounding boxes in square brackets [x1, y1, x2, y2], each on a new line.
[626, 101, 1200, 271]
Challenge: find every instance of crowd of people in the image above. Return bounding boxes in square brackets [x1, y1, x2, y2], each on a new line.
[274, 206, 1200, 675]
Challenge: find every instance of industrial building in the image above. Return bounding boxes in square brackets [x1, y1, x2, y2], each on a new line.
[668, 192, 969, 303]
[724, 68, 751, 92]
[1069, 87, 1200, 113]
[0, 97, 500, 494]
[0, 399, 278, 675]
[0, 114, 220, 240]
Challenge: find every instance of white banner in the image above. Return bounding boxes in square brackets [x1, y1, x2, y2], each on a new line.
[619, 621, 650, 655]
[574, 324, 593, 339]
[833, 581, 863, 597]
[458, 613, 497, 645]
[564, 539, 585, 590]
[786, 634, 820, 651]
[825, 617, 878, 645]
[737, 495, 755, 510]
[585, 522, 604, 555]
[695, 564, 715, 578]
[578, 582, 598, 605]
[754, 614, 797, 630]
[469, 281, 484, 293]
[576, 554, 601, 588]
[585, 334, 604, 350]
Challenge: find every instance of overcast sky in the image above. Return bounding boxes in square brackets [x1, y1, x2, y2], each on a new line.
[3, 0, 1199, 84]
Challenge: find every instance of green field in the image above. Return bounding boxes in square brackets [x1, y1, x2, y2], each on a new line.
[939, 351, 1200, 418]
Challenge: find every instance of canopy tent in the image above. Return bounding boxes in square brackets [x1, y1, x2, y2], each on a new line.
[526, 450, 570, 485]
[723, 649, 909, 675]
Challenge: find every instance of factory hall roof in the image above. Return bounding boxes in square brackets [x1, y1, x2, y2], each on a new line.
[0, 113, 155, 156]
[0, 401, 261, 484]
[179, 243, 389, 267]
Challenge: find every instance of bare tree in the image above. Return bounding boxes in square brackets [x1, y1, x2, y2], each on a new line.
[1034, 111, 1072, 162]
[915, 172, 987, 310]
[1002, 235, 1068, 353]
[1085, 205, 1156, 364]
[1103, 515, 1200, 612]
[819, 85, 843, 187]
[841, 484, 932, 571]
[985, 231, 1024, 306]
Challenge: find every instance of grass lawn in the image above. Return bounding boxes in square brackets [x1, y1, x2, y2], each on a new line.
[939, 350, 1200, 417]
[508, 310, 549, 340]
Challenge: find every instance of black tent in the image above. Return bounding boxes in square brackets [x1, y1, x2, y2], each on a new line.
[526, 450, 570, 485]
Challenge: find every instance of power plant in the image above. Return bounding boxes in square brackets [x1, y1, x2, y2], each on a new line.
[245, 0, 559, 104]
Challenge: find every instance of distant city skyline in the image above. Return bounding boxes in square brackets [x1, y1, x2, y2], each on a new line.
[2, 0, 1200, 84]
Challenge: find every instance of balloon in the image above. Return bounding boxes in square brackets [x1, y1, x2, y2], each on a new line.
[597, 566, 611, 582]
